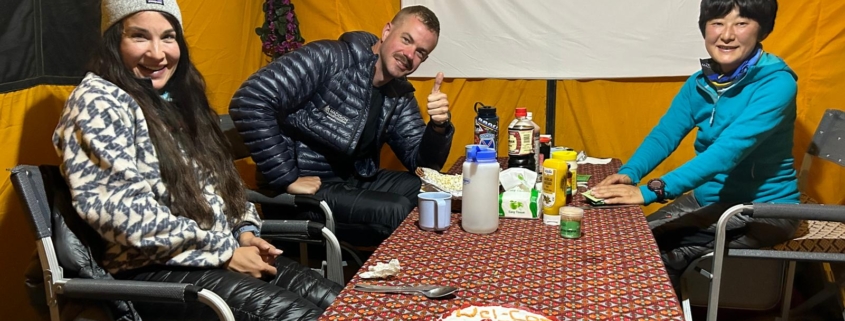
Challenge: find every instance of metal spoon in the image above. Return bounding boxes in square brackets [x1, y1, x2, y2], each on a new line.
[353, 284, 458, 298]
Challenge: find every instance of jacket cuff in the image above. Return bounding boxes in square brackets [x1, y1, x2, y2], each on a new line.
[418, 125, 454, 169]
[618, 168, 641, 184]
[640, 185, 658, 205]
[233, 223, 261, 241]
[428, 121, 454, 135]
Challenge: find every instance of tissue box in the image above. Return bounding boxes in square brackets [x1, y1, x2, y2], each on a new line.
[498, 189, 540, 219]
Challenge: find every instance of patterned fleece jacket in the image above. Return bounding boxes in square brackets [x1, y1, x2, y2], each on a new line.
[53, 73, 261, 274]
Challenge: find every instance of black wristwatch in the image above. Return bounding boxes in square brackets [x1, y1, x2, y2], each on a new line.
[647, 178, 667, 202]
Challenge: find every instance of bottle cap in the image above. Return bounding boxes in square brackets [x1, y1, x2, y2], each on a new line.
[477, 106, 497, 117]
[514, 107, 527, 118]
[474, 102, 497, 115]
[540, 135, 551, 143]
[465, 144, 484, 157]
[552, 150, 578, 161]
[466, 145, 492, 161]
[559, 206, 584, 219]
[476, 149, 497, 161]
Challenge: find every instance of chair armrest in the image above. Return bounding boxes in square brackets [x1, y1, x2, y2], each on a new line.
[747, 203, 845, 222]
[248, 190, 336, 233]
[61, 279, 200, 302]
[290, 194, 322, 208]
[61, 279, 234, 321]
[247, 189, 295, 206]
[247, 190, 322, 211]
[261, 220, 325, 239]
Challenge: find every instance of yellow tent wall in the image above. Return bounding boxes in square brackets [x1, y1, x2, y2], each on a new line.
[1, 1, 843, 319]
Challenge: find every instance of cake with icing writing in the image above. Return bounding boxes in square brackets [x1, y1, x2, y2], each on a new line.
[440, 305, 554, 321]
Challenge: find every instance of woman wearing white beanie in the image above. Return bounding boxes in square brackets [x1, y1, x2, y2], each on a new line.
[52, 0, 341, 319]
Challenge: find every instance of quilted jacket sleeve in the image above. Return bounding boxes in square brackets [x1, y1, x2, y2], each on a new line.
[53, 82, 239, 268]
[229, 41, 343, 191]
[386, 96, 454, 171]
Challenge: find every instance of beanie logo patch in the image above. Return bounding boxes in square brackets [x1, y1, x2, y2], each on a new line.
[147, 0, 164, 4]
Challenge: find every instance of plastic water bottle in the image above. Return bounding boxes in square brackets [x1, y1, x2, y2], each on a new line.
[473, 102, 499, 155]
[461, 145, 500, 234]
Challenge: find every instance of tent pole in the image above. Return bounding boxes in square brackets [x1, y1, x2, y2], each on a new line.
[545, 80, 556, 137]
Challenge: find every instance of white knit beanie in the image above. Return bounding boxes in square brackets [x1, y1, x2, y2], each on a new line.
[101, 0, 183, 33]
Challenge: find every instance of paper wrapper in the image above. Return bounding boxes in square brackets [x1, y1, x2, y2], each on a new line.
[359, 259, 401, 279]
[499, 168, 537, 192]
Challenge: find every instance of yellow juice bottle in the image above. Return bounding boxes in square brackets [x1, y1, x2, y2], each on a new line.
[541, 158, 569, 225]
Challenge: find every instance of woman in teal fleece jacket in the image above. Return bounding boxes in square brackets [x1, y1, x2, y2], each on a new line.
[592, 0, 800, 293]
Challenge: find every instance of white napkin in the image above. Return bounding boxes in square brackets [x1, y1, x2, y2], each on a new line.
[499, 168, 537, 192]
[576, 150, 612, 165]
[359, 259, 401, 279]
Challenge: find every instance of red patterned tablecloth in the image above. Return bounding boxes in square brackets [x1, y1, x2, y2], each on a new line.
[320, 159, 684, 320]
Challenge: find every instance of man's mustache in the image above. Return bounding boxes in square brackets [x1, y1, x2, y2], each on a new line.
[394, 54, 412, 70]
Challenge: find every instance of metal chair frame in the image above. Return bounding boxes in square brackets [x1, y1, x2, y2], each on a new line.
[680, 109, 845, 320]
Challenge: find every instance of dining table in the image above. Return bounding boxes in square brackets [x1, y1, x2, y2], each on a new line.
[319, 157, 685, 320]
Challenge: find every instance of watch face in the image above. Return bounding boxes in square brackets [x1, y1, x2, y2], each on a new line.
[648, 179, 664, 190]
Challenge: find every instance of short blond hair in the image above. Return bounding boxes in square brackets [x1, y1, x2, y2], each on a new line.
[392, 5, 440, 35]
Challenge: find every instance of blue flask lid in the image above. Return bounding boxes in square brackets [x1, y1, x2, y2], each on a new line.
[467, 145, 496, 162]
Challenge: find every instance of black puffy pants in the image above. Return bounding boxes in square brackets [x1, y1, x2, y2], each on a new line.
[117, 256, 342, 321]
[265, 170, 421, 246]
[648, 193, 799, 296]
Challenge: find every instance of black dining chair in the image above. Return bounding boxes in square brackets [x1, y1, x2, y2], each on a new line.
[11, 164, 342, 321]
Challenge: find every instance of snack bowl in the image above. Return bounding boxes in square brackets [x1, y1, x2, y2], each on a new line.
[418, 167, 463, 212]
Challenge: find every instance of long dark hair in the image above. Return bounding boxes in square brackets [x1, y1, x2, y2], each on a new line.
[90, 12, 248, 228]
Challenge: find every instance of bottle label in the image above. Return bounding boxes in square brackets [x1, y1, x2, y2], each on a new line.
[560, 220, 581, 239]
[478, 133, 496, 150]
[541, 168, 560, 209]
[475, 118, 498, 150]
[542, 166, 569, 215]
[507, 129, 533, 156]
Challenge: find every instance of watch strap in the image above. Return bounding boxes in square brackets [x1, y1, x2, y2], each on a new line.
[233, 223, 260, 240]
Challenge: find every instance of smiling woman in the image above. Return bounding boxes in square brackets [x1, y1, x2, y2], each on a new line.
[703, 9, 761, 75]
[590, 0, 800, 297]
[119, 11, 180, 90]
[50, 0, 341, 320]
[699, 0, 777, 78]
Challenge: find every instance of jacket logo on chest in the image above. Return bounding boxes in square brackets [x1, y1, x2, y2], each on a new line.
[321, 105, 350, 125]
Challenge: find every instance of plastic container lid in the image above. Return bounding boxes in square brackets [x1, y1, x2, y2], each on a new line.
[467, 145, 496, 161]
[539, 135, 552, 143]
[465, 144, 485, 155]
[476, 149, 497, 161]
[559, 206, 584, 218]
[552, 150, 578, 161]
[477, 107, 497, 116]
[514, 107, 527, 118]
[474, 102, 497, 115]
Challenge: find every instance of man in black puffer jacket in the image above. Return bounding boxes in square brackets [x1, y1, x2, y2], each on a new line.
[230, 6, 453, 245]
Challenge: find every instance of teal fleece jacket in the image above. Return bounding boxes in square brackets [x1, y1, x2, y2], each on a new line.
[618, 52, 800, 206]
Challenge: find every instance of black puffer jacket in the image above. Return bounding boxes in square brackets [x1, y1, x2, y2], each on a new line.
[230, 31, 453, 191]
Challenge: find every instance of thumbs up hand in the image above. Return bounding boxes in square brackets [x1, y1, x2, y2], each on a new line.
[427, 72, 450, 126]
